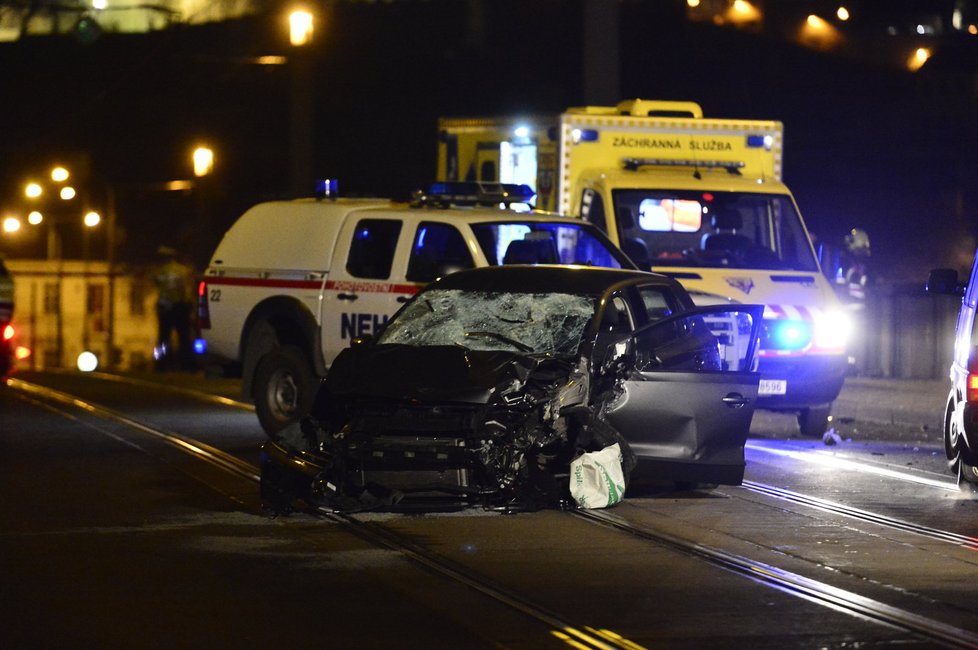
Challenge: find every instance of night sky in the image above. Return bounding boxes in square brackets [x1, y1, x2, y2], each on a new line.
[1, 0, 976, 283]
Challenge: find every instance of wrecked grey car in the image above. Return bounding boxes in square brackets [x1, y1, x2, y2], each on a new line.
[260, 266, 763, 512]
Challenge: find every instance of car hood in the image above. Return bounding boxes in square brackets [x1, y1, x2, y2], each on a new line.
[323, 344, 572, 405]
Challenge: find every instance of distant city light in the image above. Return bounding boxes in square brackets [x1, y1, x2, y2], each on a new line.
[28, 211, 42, 225]
[687, 0, 700, 7]
[513, 125, 530, 139]
[970, 25, 977, 35]
[2, 216, 21, 233]
[908, 47, 931, 71]
[25, 182, 42, 198]
[51, 166, 69, 182]
[800, 14, 842, 49]
[83, 211, 101, 227]
[77, 351, 99, 372]
[807, 14, 824, 29]
[60, 186, 76, 200]
[92, 0, 107, 9]
[836, 6, 850, 22]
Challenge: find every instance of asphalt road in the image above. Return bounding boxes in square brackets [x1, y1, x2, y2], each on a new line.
[1, 370, 974, 650]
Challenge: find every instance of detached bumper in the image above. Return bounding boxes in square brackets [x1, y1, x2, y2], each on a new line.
[757, 354, 848, 411]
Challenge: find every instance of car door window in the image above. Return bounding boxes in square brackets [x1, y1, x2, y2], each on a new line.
[346, 219, 402, 279]
[406, 222, 475, 282]
[629, 306, 762, 373]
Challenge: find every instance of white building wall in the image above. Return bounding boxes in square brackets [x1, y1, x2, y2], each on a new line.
[6, 259, 159, 371]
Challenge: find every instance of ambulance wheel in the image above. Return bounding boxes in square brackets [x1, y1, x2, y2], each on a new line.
[253, 345, 316, 437]
[797, 404, 831, 437]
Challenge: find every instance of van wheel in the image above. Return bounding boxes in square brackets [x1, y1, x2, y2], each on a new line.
[797, 404, 831, 437]
[944, 396, 978, 483]
[253, 345, 316, 436]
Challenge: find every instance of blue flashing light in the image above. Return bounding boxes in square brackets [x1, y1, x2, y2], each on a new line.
[193, 338, 207, 355]
[746, 135, 765, 148]
[767, 319, 812, 351]
[572, 128, 600, 143]
[417, 227, 427, 247]
[316, 178, 339, 199]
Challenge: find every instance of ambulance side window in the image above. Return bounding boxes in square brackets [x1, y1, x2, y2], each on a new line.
[346, 219, 402, 280]
[580, 188, 608, 233]
[407, 222, 475, 282]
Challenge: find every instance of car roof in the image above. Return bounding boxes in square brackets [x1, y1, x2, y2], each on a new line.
[429, 264, 685, 296]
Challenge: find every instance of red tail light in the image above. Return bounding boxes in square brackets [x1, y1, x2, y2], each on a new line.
[968, 373, 978, 403]
[197, 280, 211, 330]
[2, 324, 13, 341]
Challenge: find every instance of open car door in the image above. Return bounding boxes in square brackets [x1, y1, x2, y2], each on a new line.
[600, 304, 764, 486]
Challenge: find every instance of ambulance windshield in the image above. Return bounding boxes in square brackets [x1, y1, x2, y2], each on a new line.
[611, 190, 819, 272]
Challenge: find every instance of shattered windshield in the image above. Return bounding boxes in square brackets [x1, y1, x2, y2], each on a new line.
[471, 221, 627, 269]
[378, 289, 596, 356]
[612, 190, 819, 272]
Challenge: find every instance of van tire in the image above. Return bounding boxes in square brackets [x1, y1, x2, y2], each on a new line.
[798, 404, 831, 437]
[253, 345, 317, 436]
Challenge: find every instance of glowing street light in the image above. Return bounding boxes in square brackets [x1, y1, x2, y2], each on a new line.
[51, 166, 70, 182]
[2, 216, 21, 233]
[908, 47, 931, 71]
[192, 146, 214, 177]
[60, 186, 76, 200]
[28, 211, 43, 225]
[289, 9, 314, 47]
[83, 211, 101, 228]
[25, 182, 42, 199]
[836, 6, 850, 22]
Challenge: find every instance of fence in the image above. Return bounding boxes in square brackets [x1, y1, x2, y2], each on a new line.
[848, 282, 960, 380]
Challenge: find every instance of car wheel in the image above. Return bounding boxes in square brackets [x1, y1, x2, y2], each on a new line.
[253, 345, 316, 436]
[797, 404, 831, 437]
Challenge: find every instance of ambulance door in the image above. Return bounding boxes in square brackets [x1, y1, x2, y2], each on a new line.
[323, 216, 410, 364]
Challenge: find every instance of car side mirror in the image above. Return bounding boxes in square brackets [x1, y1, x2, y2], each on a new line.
[926, 268, 963, 296]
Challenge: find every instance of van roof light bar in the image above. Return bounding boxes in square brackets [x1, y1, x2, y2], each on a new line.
[412, 182, 536, 208]
[621, 158, 745, 175]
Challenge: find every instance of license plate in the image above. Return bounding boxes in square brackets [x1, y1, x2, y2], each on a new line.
[758, 379, 787, 396]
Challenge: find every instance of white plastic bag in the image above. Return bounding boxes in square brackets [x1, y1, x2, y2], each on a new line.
[569, 443, 626, 509]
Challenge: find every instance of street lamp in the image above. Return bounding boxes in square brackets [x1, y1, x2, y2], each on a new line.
[193, 146, 214, 178]
[288, 7, 315, 197]
[289, 9, 314, 46]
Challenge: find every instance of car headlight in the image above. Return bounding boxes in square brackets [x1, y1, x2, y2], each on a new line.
[812, 309, 852, 352]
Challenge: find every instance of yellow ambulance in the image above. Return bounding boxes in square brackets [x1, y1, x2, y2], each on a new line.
[437, 99, 851, 436]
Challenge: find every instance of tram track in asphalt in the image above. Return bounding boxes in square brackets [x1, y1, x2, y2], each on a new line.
[6, 376, 640, 650]
[9, 373, 978, 649]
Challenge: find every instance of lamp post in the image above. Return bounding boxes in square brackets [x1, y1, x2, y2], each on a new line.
[288, 7, 315, 198]
[22, 165, 106, 368]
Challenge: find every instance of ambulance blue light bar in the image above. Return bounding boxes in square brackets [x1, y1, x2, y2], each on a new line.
[316, 178, 339, 199]
[571, 128, 600, 143]
[746, 134, 774, 150]
[415, 182, 536, 207]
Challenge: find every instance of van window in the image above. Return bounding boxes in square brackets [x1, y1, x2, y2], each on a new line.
[346, 219, 402, 279]
[407, 222, 474, 282]
[580, 188, 608, 233]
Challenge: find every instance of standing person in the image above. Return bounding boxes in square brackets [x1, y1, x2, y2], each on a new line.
[154, 246, 196, 370]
